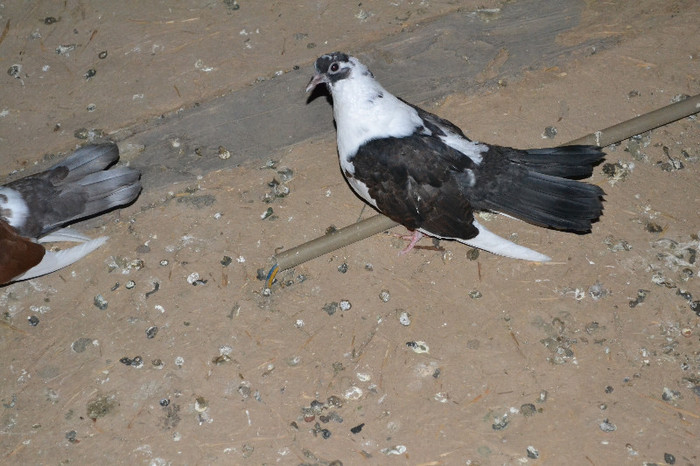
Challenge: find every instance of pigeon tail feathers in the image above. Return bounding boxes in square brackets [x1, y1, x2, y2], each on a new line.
[474, 146, 604, 232]
[70, 167, 142, 217]
[510, 145, 605, 179]
[54, 143, 120, 182]
[3, 144, 142, 237]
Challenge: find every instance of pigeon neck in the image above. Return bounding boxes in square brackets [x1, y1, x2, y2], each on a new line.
[331, 75, 422, 160]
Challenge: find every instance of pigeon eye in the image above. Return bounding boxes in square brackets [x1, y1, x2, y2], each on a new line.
[330, 62, 340, 73]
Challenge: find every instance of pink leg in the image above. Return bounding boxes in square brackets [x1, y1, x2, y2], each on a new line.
[399, 230, 424, 255]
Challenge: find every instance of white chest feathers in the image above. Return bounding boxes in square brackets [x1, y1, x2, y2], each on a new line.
[330, 75, 424, 164]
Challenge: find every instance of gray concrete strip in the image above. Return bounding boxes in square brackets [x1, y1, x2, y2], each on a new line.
[123, 0, 617, 188]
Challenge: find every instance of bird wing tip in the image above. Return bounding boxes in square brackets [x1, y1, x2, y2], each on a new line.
[13, 236, 108, 282]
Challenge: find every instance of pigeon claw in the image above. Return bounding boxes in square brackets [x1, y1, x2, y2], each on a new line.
[398, 231, 424, 255]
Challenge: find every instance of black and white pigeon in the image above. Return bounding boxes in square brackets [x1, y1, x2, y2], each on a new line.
[306, 52, 605, 261]
[0, 143, 142, 284]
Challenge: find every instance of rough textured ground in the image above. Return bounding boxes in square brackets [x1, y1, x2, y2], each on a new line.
[1, 1, 699, 464]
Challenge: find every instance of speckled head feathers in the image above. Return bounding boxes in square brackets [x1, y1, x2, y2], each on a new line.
[313, 52, 350, 74]
[306, 52, 371, 92]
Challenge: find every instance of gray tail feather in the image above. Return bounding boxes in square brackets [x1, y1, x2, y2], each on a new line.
[65, 168, 142, 223]
[484, 172, 604, 231]
[36, 146, 142, 235]
[55, 143, 120, 182]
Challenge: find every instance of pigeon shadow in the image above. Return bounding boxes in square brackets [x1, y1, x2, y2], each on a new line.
[305, 84, 332, 106]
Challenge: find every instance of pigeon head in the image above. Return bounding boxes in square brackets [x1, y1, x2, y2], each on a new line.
[306, 52, 372, 92]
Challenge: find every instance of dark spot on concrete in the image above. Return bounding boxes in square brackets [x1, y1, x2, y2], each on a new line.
[86, 394, 118, 420]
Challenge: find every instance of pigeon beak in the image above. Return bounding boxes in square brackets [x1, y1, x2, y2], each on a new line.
[305, 73, 327, 93]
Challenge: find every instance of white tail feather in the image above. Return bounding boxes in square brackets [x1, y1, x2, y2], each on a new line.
[422, 219, 551, 262]
[38, 228, 93, 243]
[14, 236, 108, 281]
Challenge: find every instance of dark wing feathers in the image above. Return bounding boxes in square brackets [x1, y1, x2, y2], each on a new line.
[350, 134, 480, 239]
